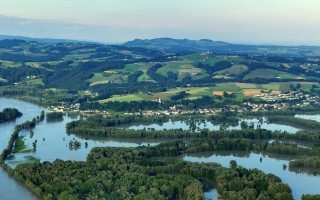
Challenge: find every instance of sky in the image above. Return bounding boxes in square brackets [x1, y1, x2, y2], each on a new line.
[0, 0, 319, 45]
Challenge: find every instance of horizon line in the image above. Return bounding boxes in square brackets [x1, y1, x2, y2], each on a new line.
[1, 34, 320, 47]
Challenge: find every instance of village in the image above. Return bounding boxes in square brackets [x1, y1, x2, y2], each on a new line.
[49, 90, 320, 117]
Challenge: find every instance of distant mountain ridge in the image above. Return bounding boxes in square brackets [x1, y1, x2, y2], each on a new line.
[0, 35, 99, 44]
[124, 38, 320, 57]
[0, 35, 320, 57]
[123, 38, 229, 54]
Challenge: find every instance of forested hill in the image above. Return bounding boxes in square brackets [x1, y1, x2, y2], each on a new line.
[124, 38, 320, 57]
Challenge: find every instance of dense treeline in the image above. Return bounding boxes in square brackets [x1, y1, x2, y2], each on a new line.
[0, 39, 27, 48]
[127, 71, 144, 83]
[217, 165, 292, 200]
[0, 108, 22, 123]
[80, 95, 218, 112]
[46, 112, 64, 121]
[0, 64, 50, 84]
[265, 141, 320, 156]
[12, 141, 293, 200]
[0, 52, 61, 62]
[302, 194, 320, 200]
[289, 156, 320, 169]
[268, 115, 320, 129]
[0, 86, 44, 98]
[147, 64, 169, 83]
[170, 91, 189, 101]
[0, 125, 20, 164]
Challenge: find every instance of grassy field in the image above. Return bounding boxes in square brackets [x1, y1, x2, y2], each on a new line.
[100, 94, 143, 103]
[262, 83, 280, 90]
[212, 83, 242, 92]
[100, 87, 214, 103]
[89, 73, 109, 85]
[217, 65, 248, 75]
[244, 69, 298, 80]
[156, 61, 208, 81]
[98, 81, 320, 103]
[179, 54, 246, 66]
[120, 63, 142, 74]
[89, 73, 107, 83]
[279, 82, 319, 91]
[89, 72, 127, 85]
[153, 87, 213, 100]
[25, 78, 44, 86]
[0, 60, 21, 68]
[235, 83, 257, 89]
[157, 61, 194, 76]
[13, 137, 26, 153]
[120, 63, 154, 82]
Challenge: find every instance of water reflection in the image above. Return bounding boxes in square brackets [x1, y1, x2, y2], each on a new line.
[184, 151, 320, 200]
[7, 114, 160, 167]
[205, 189, 218, 200]
[295, 114, 320, 122]
[125, 118, 300, 133]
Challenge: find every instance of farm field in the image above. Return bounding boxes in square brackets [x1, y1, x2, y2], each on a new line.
[89, 72, 127, 85]
[24, 78, 44, 86]
[118, 63, 154, 82]
[179, 54, 246, 66]
[157, 61, 208, 80]
[99, 81, 320, 103]
[244, 69, 299, 80]
[99, 94, 146, 103]
[0, 60, 21, 68]
[216, 65, 248, 75]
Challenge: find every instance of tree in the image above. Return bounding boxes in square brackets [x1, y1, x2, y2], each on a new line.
[230, 160, 237, 169]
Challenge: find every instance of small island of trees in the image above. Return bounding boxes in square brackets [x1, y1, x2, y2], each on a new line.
[46, 112, 64, 121]
[0, 108, 22, 123]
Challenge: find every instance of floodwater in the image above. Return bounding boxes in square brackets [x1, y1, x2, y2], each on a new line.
[185, 151, 320, 200]
[126, 118, 300, 133]
[1, 98, 319, 200]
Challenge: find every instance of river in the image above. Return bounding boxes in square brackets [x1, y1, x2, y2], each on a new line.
[0, 98, 44, 200]
[1, 98, 320, 200]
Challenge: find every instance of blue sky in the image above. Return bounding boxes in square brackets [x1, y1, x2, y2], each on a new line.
[0, 0, 319, 44]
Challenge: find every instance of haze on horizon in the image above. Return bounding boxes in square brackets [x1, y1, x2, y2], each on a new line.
[0, 0, 319, 45]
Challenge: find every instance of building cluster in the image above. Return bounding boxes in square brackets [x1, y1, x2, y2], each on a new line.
[300, 63, 318, 68]
[243, 102, 289, 112]
[243, 92, 319, 112]
[256, 92, 317, 103]
[256, 92, 301, 102]
[124, 108, 222, 117]
[51, 103, 109, 115]
[51, 103, 80, 112]
[51, 90, 320, 116]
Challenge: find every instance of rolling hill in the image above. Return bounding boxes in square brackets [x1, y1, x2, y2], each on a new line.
[124, 38, 320, 57]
